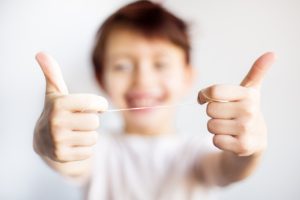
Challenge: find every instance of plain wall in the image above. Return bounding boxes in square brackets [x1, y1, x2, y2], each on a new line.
[0, 0, 299, 199]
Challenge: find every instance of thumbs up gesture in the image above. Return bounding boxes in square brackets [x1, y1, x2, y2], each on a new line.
[198, 52, 276, 157]
[33, 52, 108, 163]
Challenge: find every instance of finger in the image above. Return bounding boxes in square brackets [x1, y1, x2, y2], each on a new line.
[213, 135, 239, 153]
[55, 94, 108, 113]
[207, 119, 240, 136]
[206, 101, 248, 119]
[59, 112, 100, 131]
[60, 146, 95, 162]
[67, 131, 98, 147]
[240, 52, 276, 89]
[198, 85, 249, 105]
[35, 51, 68, 95]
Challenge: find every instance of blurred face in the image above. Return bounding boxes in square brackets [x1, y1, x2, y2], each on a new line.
[102, 28, 194, 135]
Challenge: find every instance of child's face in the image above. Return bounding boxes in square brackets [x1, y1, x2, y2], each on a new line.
[102, 28, 194, 134]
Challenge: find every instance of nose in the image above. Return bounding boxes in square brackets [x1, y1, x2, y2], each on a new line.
[132, 61, 156, 88]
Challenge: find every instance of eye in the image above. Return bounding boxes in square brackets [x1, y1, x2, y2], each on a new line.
[112, 60, 134, 72]
[154, 60, 170, 70]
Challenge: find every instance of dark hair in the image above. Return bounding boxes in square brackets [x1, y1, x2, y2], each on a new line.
[92, 0, 191, 86]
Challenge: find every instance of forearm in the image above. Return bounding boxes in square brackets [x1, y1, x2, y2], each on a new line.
[42, 156, 92, 183]
[199, 150, 264, 187]
[33, 135, 92, 184]
[218, 150, 264, 186]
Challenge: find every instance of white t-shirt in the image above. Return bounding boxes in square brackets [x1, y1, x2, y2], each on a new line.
[84, 130, 219, 200]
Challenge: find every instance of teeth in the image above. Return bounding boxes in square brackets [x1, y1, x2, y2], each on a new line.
[129, 98, 157, 107]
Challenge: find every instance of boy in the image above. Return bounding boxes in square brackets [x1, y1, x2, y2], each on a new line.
[33, 1, 275, 199]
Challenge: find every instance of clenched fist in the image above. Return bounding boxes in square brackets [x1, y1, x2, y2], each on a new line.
[33, 52, 108, 163]
[198, 52, 276, 157]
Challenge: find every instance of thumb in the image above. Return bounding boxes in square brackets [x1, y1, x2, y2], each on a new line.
[240, 52, 276, 89]
[35, 52, 68, 95]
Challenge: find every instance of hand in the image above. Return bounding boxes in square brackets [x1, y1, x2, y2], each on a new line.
[198, 52, 276, 157]
[33, 52, 108, 163]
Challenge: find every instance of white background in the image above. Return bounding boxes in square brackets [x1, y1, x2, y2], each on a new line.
[0, 0, 299, 199]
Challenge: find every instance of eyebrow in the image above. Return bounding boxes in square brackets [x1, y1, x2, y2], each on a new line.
[154, 53, 171, 58]
[106, 53, 134, 61]
[106, 49, 175, 61]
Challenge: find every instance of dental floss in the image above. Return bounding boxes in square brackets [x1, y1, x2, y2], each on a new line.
[81, 93, 229, 114]
[105, 102, 197, 113]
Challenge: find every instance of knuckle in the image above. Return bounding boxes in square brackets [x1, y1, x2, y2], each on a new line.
[242, 103, 257, 117]
[74, 148, 93, 160]
[49, 106, 65, 123]
[52, 97, 64, 111]
[238, 139, 252, 155]
[53, 146, 66, 161]
[50, 117, 63, 130]
[89, 95, 108, 111]
[207, 119, 215, 133]
[206, 103, 215, 117]
[78, 94, 108, 112]
[212, 135, 222, 148]
[86, 146, 95, 155]
[52, 131, 66, 144]
[89, 115, 100, 129]
[245, 89, 260, 104]
[238, 119, 251, 134]
[87, 139, 97, 146]
[83, 133, 98, 146]
[78, 154, 91, 161]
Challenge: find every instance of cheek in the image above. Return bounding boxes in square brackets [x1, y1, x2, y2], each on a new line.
[161, 71, 187, 100]
[104, 73, 129, 106]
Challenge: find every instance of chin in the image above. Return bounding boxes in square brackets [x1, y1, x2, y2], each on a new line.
[123, 110, 172, 135]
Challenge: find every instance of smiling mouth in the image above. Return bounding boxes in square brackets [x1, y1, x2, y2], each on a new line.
[125, 93, 165, 112]
[128, 98, 160, 107]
